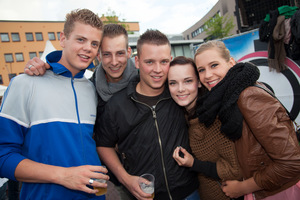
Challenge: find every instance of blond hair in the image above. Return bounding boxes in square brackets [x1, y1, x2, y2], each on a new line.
[194, 40, 231, 62]
[63, 9, 103, 38]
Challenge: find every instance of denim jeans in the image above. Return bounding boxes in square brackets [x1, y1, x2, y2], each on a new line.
[116, 186, 201, 200]
[183, 190, 200, 200]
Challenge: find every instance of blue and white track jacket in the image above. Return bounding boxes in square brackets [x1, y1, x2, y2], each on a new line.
[0, 51, 104, 200]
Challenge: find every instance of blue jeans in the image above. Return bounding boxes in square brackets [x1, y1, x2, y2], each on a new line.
[183, 190, 200, 200]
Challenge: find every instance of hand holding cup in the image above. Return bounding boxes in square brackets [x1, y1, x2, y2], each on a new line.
[93, 166, 108, 196]
[138, 173, 155, 199]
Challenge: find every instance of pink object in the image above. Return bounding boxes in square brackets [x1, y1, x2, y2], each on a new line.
[244, 181, 300, 200]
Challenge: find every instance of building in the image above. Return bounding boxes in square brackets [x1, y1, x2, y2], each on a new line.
[0, 18, 139, 86]
[183, 0, 298, 41]
[0, 17, 202, 87]
[128, 34, 203, 60]
[183, 0, 238, 41]
[0, 21, 63, 86]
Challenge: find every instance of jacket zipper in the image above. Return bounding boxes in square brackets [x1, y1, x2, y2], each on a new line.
[131, 97, 173, 200]
[71, 78, 86, 163]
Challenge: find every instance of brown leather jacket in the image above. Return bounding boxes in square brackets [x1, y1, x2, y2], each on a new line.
[235, 85, 300, 199]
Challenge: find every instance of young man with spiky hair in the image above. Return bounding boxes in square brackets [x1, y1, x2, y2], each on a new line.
[90, 23, 138, 200]
[95, 29, 200, 200]
[90, 23, 138, 106]
[24, 23, 139, 199]
[0, 9, 108, 200]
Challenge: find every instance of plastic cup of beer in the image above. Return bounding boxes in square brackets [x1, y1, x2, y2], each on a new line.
[93, 178, 107, 196]
[93, 166, 107, 196]
[138, 173, 155, 199]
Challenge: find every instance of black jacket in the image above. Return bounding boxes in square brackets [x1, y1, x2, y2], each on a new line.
[94, 76, 198, 200]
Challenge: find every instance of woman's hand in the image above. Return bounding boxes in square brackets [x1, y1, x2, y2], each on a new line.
[221, 180, 245, 198]
[222, 178, 262, 198]
[172, 146, 194, 167]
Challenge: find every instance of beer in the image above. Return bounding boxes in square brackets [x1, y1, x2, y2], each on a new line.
[138, 174, 155, 199]
[93, 178, 107, 196]
[140, 182, 154, 199]
[93, 186, 107, 196]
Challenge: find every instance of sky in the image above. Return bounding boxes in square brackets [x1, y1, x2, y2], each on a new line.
[0, 0, 219, 34]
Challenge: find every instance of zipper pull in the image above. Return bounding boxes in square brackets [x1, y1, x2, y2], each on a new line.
[152, 109, 157, 119]
[122, 152, 126, 160]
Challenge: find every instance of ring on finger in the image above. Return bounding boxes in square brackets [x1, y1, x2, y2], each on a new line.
[89, 179, 94, 185]
[28, 64, 34, 69]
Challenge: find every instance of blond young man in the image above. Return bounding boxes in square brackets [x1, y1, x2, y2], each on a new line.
[0, 9, 108, 200]
[24, 23, 139, 200]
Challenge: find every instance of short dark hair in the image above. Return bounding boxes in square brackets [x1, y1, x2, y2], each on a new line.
[63, 9, 103, 39]
[170, 56, 199, 79]
[136, 29, 170, 57]
[103, 24, 128, 48]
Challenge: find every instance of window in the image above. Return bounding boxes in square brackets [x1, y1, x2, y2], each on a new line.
[8, 73, 17, 80]
[4, 54, 13, 63]
[0, 33, 10, 42]
[11, 33, 20, 42]
[15, 53, 24, 62]
[39, 51, 43, 57]
[0, 75, 3, 84]
[26, 32, 34, 41]
[48, 32, 56, 40]
[35, 32, 43, 41]
[57, 32, 61, 40]
[29, 52, 37, 59]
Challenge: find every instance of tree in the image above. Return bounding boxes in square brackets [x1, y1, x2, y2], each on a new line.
[204, 14, 235, 40]
[101, 8, 131, 33]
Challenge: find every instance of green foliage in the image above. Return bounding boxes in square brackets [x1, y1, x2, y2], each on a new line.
[103, 8, 130, 32]
[204, 14, 235, 40]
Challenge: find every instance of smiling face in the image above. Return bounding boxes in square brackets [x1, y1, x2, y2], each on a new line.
[135, 43, 172, 96]
[168, 63, 200, 111]
[195, 48, 235, 91]
[99, 35, 131, 83]
[59, 21, 102, 76]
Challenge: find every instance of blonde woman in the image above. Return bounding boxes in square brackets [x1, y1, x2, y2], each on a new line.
[194, 40, 300, 200]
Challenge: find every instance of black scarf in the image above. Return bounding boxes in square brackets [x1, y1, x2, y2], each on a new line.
[196, 62, 260, 141]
